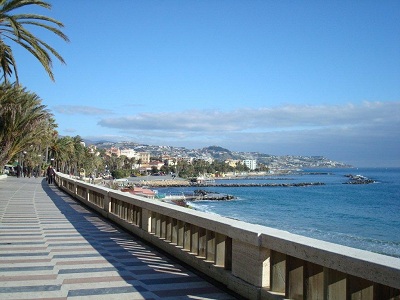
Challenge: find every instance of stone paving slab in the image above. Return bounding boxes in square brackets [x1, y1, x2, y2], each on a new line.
[0, 176, 238, 299]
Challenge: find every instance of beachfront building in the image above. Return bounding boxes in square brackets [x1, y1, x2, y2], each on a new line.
[178, 157, 194, 164]
[149, 161, 165, 170]
[120, 148, 136, 158]
[106, 147, 120, 157]
[138, 152, 150, 164]
[225, 159, 241, 168]
[243, 159, 257, 170]
[164, 158, 176, 166]
[105, 148, 150, 165]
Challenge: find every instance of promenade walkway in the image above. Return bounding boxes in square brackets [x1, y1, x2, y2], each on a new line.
[0, 176, 238, 299]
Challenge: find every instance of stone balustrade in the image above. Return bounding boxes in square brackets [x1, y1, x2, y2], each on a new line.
[55, 173, 400, 300]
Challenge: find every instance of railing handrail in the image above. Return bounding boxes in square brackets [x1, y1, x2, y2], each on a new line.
[55, 172, 400, 299]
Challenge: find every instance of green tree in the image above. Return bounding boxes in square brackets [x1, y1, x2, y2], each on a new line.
[0, 0, 69, 83]
[49, 136, 75, 173]
[0, 83, 55, 171]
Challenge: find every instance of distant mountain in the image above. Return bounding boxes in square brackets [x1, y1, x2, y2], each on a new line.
[202, 146, 231, 153]
[200, 146, 234, 160]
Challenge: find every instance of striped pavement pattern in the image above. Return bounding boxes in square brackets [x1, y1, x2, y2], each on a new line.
[0, 177, 239, 299]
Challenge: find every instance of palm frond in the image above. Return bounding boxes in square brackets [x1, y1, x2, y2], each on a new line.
[12, 13, 65, 28]
[1, 0, 50, 14]
[0, 0, 67, 83]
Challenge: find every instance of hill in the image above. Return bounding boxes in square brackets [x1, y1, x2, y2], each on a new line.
[90, 140, 352, 169]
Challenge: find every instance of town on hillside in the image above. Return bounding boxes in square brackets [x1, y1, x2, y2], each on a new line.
[90, 141, 351, 175]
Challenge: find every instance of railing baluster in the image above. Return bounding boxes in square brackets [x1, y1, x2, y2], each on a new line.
[271, 251, 286, 293]
[184, 222, 191, 251]
[305, 262, 324, 299]
[348, 275, 374, 300]
[171, 218, 178, 244]
[206, 230, 215, 263]
[177, 220, 184, 247]
[198, 227, 207, 258]
[215, 232, 225, 267]
[166, 216, 172, 242]
[286, 256, 304, 300]
[191, 225, 199, 255]
[325, 268, 347, 300]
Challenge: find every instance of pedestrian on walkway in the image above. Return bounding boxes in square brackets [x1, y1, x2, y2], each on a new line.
[16, 164, 22, 178]
[47, 166, 55, 184]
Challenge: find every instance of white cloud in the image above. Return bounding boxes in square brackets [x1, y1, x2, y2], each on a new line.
[98, 101, 400, 133]
[93, 101, 400, 166]
[53, 105, 114, 116]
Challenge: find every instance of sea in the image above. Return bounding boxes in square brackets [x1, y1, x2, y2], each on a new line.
[157, 168, 400, 258]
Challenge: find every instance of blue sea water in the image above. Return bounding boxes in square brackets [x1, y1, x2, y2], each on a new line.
[160, 168, 400, 257]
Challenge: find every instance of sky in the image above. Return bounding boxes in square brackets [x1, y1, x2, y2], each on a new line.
[10, 0, 400, 167]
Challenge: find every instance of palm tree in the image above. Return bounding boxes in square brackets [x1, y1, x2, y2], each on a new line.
[0, 0, 69, 83]
[0, 83, 55, 171]
[49, 135, 75, 173]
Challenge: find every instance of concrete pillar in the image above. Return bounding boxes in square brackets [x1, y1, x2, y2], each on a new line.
[232, 239, 270, 288]
[161, 215, 167, 239]
[305, 262, 324, 300]
[191, 225, 199, 255]
[177, 220, 184, 247]
[184, 222, 191, 251]
[215, 233, 225, 267]
[104, 193, 111, 214]
[166, 216, 172, 242]
[198, 227, 207, 258]
[325, 268, 346, 300]
[155, 213, 161, 236]
[171, 218, 178, 244]
[271, 251, 286, 293]
[286, 256, 304, 300]
[206, 230, 216, 263]
[348, 275, 374, 300]
[141, 208, 150, 232]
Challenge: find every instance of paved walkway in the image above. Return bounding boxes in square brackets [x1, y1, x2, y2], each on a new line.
[0, 176, 238, 299]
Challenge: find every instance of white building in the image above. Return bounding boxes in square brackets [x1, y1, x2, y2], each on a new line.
[242, 159, 257, 170]
[120, 148, 136, 158]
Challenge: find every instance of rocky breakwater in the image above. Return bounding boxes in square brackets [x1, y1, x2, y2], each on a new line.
[193, 189, 235, 200]
[343, 174, 376, 184]
[193, 182, 325, 187]
[133, 178, 325, 188]
[137, 179, 191, 187]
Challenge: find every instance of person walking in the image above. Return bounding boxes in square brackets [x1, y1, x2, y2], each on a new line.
[47, 166, 55, 184]
[16, 164, 22, 178]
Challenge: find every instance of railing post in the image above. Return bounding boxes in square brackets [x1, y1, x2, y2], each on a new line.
[104, 192, 111, 215]
[206, 230, 216, 263]
[286, 256, 304, 300]
[348, 275, 374, 300]
[184, 222, 191, 251]
[171, 218, 178, 244]
[232, 239, 271, 288]
[191, 225, 199, 255]
[271, 251, 286, 293]
[160, 214, 166, 239]
[325, 268, 346, 299]
[177, 220, 184, 247]
[198, 227, 207, 258]
[141, 208, 150, 232]
[305, 262, 324, 299]
[166, 216, 172, 242]
[215, 232, 226, 267]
